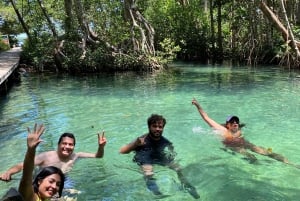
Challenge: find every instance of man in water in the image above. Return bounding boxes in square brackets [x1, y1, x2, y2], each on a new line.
[192, 98, 293, 164]
[119, 114, 200, 199]
[0, 130, 107, 181]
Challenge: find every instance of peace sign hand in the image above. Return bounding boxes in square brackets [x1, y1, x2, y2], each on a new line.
[26, 123, 46, 150]
[98, 131, 107, 147]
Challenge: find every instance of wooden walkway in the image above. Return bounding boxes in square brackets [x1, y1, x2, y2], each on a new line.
[0, 47, 21, 94]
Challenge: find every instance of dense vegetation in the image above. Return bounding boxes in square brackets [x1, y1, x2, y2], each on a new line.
[1, 0, 300, 73]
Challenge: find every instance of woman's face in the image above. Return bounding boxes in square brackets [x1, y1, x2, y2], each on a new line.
[38, 173, 62, 199]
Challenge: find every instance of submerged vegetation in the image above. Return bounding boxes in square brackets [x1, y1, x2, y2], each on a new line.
[1, 0, 300, 73]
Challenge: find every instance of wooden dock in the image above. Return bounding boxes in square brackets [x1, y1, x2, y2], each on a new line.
[0, 47, 21, 94]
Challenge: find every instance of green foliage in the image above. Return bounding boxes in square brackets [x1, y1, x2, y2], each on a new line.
[157, 38, 181, 63]
[4, 0, 300, 71]
[0, 4, 23, 35]
[145, 0, 210, 62]
[0, 40, 10, 51]
[21, 33, 56, 70]
[293, 25, 300, 38]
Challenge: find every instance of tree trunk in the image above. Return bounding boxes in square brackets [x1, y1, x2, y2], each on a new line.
[296, 2, 300, 25]
[74, 0, 89, 59]
[203, 0, 208, 12]
[177, 0, 189, 6]
[64, 0, 74, 39]
[209, 0, 216, 63]
[124, 0, 155, 55]
[9, 0, 32, 44]
[216, 0, 223, 62]
[36, 0, 57, 38]
[279, 0, 300, 57]
[258, 1, 300, 50]
[230, 0, 237, 58]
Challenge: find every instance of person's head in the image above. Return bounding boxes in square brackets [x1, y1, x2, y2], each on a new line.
[33, 166, 65, 199]
[57, 133, 76, 157]
[147, 114, 166, 140]
[225, 115, 240, 132]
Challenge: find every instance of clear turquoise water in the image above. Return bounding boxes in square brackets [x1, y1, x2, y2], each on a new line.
[1, 64, 300, 200]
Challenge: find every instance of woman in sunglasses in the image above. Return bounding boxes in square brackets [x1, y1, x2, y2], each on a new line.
[191, 98, 291, 164]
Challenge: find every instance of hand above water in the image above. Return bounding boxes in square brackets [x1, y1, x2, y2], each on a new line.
[192, 98, 201, 109]
[27, 123, 46, 150]
[134, 136, 146, 147]
[98, 131, 107, 147]
[0, 124, 46, 182]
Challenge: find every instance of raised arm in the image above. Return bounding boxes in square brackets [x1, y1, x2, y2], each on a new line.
[95, 131, 106, 158]
[192, 98, 227, 132]
[77, 131, 107, 158]
[119, 135, 146, 154]
[18, 123, 45, 201]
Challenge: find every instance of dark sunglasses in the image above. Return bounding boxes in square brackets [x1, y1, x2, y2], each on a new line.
[229, 120, 239, 124]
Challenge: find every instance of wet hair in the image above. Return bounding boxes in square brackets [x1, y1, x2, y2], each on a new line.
[147, 114, 166, 128]
[58, 133, 76, 145]
[32, 166, 65, 197]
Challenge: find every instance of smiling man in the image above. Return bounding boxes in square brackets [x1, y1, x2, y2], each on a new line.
[0, 131, 106, 182]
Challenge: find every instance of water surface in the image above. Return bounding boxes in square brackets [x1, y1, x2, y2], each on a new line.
[1, 64, 300, 200]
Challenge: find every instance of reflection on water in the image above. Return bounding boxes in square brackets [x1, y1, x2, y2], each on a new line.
[1, 64, 300, 200]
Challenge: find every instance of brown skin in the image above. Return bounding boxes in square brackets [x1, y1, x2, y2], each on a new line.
[0, 131, 106, 181]
[119, 115, 200, 199]
[192, 98, 290, 164]
[18, 123, 62, 201]
[119, 120, 166, 177]
[119, 121, 164, 154]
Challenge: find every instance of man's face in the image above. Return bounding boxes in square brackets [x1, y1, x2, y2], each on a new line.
[149, 120, 164, 140]
[58, 137, 75, 157]
[227, 121, 239, 133]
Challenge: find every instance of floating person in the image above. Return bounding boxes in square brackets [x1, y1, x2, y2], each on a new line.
[119, 114, 200, 199]
[191, 98, 297, 165]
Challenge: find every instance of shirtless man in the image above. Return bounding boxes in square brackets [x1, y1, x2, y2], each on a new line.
[0, 130, 106, 181]
[191, 98, 290, 164]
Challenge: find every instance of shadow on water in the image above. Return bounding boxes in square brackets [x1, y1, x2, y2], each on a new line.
[182, 159, 300, 201]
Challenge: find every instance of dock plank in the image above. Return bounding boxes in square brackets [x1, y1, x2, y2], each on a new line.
[0, 47, 21, 85]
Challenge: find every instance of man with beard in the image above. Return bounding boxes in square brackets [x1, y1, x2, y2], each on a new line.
[120, 114, 199, 199]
